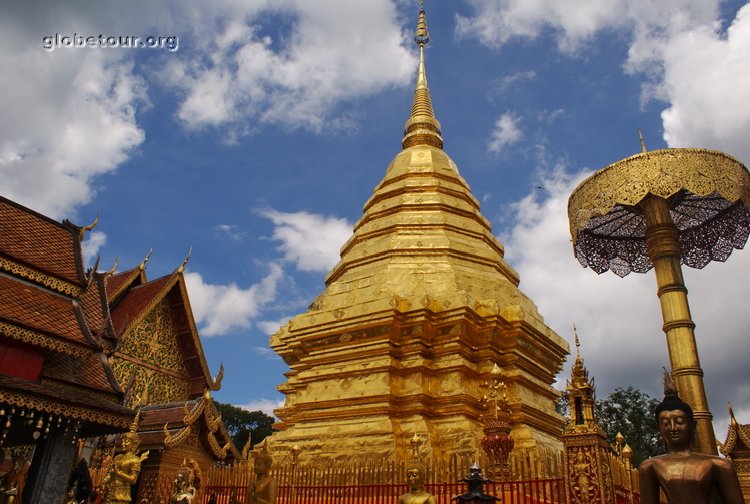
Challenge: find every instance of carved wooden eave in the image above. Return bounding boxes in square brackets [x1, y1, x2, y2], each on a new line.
[156, 392, 240, 461]
[720, 410, 750, 456]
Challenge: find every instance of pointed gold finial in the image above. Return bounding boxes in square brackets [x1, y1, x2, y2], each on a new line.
[139, 248, 153, 271]
[402, 1, 443, 150]
[78, 214, 100, 241]
[414, 1, 429, 47]
[106, 257, 119, 277]
[177, 246, 192, 273]
[728, 402, 738, 427]
[638, 129, 647, 153]
[573, 324, 580, 358]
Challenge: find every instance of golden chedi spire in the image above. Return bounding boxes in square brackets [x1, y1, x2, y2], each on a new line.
[268, 1, 567, 462]
[402, 2, 443, 150]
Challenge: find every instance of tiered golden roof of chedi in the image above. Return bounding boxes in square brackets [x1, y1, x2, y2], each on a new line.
[269, 6, 568, 461]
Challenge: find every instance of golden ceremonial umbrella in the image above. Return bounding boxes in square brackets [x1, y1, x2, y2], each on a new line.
[568, 145, 750, 454]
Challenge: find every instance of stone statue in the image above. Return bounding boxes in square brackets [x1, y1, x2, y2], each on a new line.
[639, 374, 745, 504]
[398, 464, 436, 504]
[169, 459, 200, 504]
[245, 447, 277, 504]
[102, 430, 149, 504]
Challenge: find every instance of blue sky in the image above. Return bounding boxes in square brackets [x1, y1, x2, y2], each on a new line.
[2, 0, 750, 437]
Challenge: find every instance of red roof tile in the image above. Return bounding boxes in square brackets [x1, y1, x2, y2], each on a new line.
[0, 197, 84, 285]
[106, 267, 145, 304]
[41, 352, 122, 396]
[110, 275, 173, 334]
[0, 275, 90, 347]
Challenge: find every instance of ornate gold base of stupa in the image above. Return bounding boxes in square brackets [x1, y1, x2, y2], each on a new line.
[267, 146, 568, 462]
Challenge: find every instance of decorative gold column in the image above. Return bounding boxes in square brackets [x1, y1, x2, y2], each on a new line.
[641, 195, 715, 453]
[568, 146, 750, 455]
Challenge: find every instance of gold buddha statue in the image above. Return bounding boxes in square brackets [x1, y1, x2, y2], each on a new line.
[639, 374, 745, 504]
[398, 464, 436, 504]
[245, 447, 277, 504]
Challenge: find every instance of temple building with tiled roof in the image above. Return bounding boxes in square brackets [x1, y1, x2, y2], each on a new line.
[97, 254, 240, 502]
[719, 405, 750, 502]
[0, 195, 133, 501]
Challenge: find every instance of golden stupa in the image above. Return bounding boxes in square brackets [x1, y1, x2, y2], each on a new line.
[268, 6, 569, 461]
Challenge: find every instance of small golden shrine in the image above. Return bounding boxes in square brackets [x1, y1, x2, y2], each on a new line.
[268, 5, 568, 461]
[92, 255, 240, 501]
[0, 195, 133, 501]
[562, 333, 614, 504]
[719, 405, 750, 502]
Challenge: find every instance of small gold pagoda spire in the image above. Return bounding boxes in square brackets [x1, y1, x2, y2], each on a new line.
[402, 0, 443, 150]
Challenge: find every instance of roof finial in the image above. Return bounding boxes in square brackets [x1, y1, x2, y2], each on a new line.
[402, 1, 443, 150]
[78, 214, 100, 241]
[638, 129, 647, 153]
[139, 248, 153, 271]
[415, 1, 429, 47]
[573, 323, 580, 358]
[177, 246, 192, 273]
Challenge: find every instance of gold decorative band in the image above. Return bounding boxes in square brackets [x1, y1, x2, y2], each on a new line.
[0, 257, 82, 296]
[0, 322, 89, 359]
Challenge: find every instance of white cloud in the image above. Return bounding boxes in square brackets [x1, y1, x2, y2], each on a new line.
[257, 317, 291, 336]
[488, 113, 523, 154]
[82, 231, 107, 267]
[659, 4, 750, 162]
[165, 0, 415, 134]
[184, 263, 283, 336]
[215, 224, 245, 241]
[457, 2, 750, 167]
[0, 0, 413, 218]
[503, 165, 750, 435]
[238, 397, 285, 418]
[456, 0, 716, 55]
[260, 209, 352, 273]
[0, 45, 146, 219]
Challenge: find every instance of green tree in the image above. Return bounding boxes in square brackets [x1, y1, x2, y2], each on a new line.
[595, 386, 661, 466]
[214, 402, 275, 451]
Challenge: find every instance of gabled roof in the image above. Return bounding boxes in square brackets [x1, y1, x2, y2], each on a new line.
[720, 407, 750, 456]
[109, 267, 214, 393]
[0, 195, 130, 432]
[106, 266, 147, 305]
[0, 196, 87, 291]
[138, 393, 241, 463]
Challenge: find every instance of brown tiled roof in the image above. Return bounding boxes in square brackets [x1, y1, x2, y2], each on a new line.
[41, 352, 122, 396]
[0, 274, 91, 348]
[0, 197, 84, 285]
[106, 267, 146, 304]
[139, 399, 200, 428]
[80, 277, 109, 340]
[137, 398, 240, 462]
[110, 275, 173, 334]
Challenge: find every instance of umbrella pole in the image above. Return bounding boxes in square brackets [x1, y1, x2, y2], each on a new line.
[641, 195, 717, 455]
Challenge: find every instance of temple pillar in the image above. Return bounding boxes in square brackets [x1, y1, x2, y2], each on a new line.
[22, 428, 78, 503]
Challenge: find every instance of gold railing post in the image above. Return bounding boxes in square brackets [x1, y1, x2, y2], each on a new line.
[289, 444, 301, 504]
[641, 195, 716, 454]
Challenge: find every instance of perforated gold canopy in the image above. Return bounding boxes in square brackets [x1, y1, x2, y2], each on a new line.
[568, 148, 750, 276]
